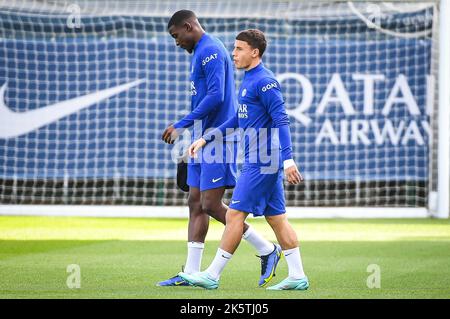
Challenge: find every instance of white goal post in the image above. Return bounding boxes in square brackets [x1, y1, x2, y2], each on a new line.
[435, 0, 450, 218]
[0, 0, 448, 218]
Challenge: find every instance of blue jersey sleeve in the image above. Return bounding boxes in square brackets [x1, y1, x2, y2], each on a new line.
[203, 112, 238, 143]
[257, 77, 293, 162]
[174, 45, 226, 129]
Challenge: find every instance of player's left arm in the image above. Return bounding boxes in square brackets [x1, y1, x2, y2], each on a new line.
[163, 47, 226, 144]
[173, 46, 226, 130]
[257, 77, 303, 185]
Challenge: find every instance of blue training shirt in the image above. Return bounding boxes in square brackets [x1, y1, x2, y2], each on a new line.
[173, 33, 237, 136]
[203, 62, 293, 167]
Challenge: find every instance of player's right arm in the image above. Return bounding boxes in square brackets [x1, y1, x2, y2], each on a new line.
[188, 113, 239, 157]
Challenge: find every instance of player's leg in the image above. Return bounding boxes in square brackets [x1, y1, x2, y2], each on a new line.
[229, 165, 283, 287]
[265, 213, 300, 252]
[187, 186, 209, 243]
[185, 186, 209, 273]
[264, 214, 309, 290]
[203, 208, 248, 280]
[263, 171, 309, 290]
[198, 160, 235, 226]
[178, 208, 248, 289]
[183, 164, 209, 276]
[200, 186, 248, 235]
[200, 163, 275, 256]
[219, 208, 247, 253]
[179, 166, 282, 289]
[199, 186, 228, 225]
[157, 164, 208, 286]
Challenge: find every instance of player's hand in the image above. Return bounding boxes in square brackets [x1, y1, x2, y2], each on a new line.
[285, 164, 303, 185]
[188, 138, 207, 158]
[162, 125, 179, 144]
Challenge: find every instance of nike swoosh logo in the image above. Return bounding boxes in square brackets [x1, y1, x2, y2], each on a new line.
[0, 79, 145, 139]
[212, 177, 223, 183]
[231, 200, 240, 204]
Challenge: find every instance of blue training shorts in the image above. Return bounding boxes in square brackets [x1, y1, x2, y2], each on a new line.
[187, 162, 237, 191]
[229, 165, 286, 217]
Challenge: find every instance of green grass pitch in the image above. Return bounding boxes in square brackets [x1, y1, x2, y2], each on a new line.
[0, 216, 449, 299]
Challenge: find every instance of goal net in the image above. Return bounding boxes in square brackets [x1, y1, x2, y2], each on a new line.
[0, 0, 444, 217]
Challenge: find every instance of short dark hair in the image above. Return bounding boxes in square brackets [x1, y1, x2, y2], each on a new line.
[167, 10, 196, 29]
[236, 29, 267, 57]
